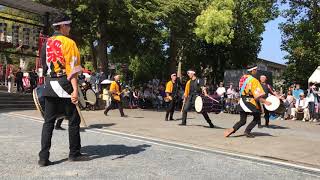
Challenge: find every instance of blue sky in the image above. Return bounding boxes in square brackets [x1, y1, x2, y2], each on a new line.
[258, 16, 287, 65]
[258, 3, 289, 65]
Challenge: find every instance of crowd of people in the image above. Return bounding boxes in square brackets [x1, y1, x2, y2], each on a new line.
[5, 68, 38, 93]
[5, 66, 320, 124]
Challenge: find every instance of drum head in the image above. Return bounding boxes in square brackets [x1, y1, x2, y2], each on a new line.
[265, 95, 280, 111]
[78, 88, 86, 108]
[86, 89, 97, 105]
[195, 96, 203, 113]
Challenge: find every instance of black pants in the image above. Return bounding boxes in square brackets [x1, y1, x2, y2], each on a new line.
[39, 97, 81, 160]
[258, 109, 270, 126]
[181, 95, 213, 125]
[165, 99, 177, 120]
[309, 102, 315, 119]
[17, 80, 24, 92]
[105, 100, 125, 116]
[233, 111, 261, 133]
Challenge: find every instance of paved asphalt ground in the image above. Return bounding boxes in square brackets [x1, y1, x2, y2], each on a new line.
[1, 113, 320, 179]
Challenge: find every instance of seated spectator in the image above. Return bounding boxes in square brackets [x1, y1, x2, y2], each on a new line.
[226, 83, 235, 99]
[291, 93, 310, 121]
[284, 90, 295, 119]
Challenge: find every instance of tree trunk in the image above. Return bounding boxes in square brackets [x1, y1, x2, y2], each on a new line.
[97, 11, 109, 74]
[169, 30, 178, 74]
[90, 39, 98, 71]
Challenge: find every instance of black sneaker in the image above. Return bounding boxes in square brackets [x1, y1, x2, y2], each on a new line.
[103, 110, 108, 116]
[169, 118, 174, 121]
[244, 132, 255, 138]
[55, 127, 66, 130]
[258, 125, 263, 129]
[68, 154, 91, 162]
[121, 115, 128, 118]
[38, 159, 53, 167]
[165, 118, 169, 121]
[178, 123, 186, 126]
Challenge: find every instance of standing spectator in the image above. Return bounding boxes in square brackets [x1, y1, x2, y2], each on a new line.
[29, 69, 38, 90]
[7, 70, 14, 93]
[216, 82, 226, 112]
[293, 84, 304, 101]
[307, 83, 318, 122]
[132, 88, 139, 107]
[16, 68, 24, 93]
[90, 72, 98, 93]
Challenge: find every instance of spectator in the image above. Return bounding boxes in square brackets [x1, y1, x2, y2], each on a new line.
[216, 82, 226, 112]
[16, 68, 24, 93]
[29, 69, 38, 90]
[307, 83, 318, 122]
[7, 70, 14, 93]
[293, 84, 304, 101]
[284, 90, 295, 119]
[90, 72, 98, 93]
[291, 93, 310, 121]
[226, 83, 235, 99]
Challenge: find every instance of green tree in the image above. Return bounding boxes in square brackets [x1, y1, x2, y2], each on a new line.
[195, 0, 235, 45]
[280, 0, 320, 87]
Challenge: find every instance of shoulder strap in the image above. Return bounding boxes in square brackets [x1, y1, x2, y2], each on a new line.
[240, 76, 253, 96]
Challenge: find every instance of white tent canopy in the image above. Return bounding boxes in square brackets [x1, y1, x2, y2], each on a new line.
[308, 66, 320, 84]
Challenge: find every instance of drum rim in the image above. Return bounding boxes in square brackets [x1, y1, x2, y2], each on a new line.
[78, 88, 86, 107]
[85, 89, 97, 105]
[195, 96, 203, 113]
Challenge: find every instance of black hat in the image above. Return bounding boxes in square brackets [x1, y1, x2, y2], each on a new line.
[52, 13, 72, 26]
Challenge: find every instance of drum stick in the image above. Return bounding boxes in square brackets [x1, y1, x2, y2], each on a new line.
[76, 104, 87, 128]
[181, 100, 185, 114]
[206, 95, 220, 103]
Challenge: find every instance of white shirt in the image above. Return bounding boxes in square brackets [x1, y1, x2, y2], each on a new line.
[295, 98, 308, 109]
[216, 87, 226, 97]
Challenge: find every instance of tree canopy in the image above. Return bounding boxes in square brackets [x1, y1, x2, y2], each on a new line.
[38, 0, 278, 84]
[280, 0, 320, 87]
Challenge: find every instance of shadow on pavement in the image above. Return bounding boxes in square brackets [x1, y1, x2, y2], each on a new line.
[87, 123, 116, 129]
[267, 125, 289, 129]
[52, 158, 69, 165]
[231, 132, 274, 138]
[196, 125, 226, 129]
[81, 144, 151, 160]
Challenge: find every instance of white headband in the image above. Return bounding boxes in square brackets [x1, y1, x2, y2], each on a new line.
[247, 66, 257, 72]
[187, 70, 195, 74]
[52, 20, 72, 26]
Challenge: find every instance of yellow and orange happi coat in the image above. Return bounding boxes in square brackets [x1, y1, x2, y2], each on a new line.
[109, 81, 121, 101]
[239, 74, 265, 111]
[165, 81, 174, 94]
[45, 34, 81, 80]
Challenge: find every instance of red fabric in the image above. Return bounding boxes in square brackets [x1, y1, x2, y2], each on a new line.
[82, 69, 91, 74]
[22, 77, 30, 88]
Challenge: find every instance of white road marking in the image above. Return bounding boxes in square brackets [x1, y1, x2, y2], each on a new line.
[3, 112, 320, 177]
